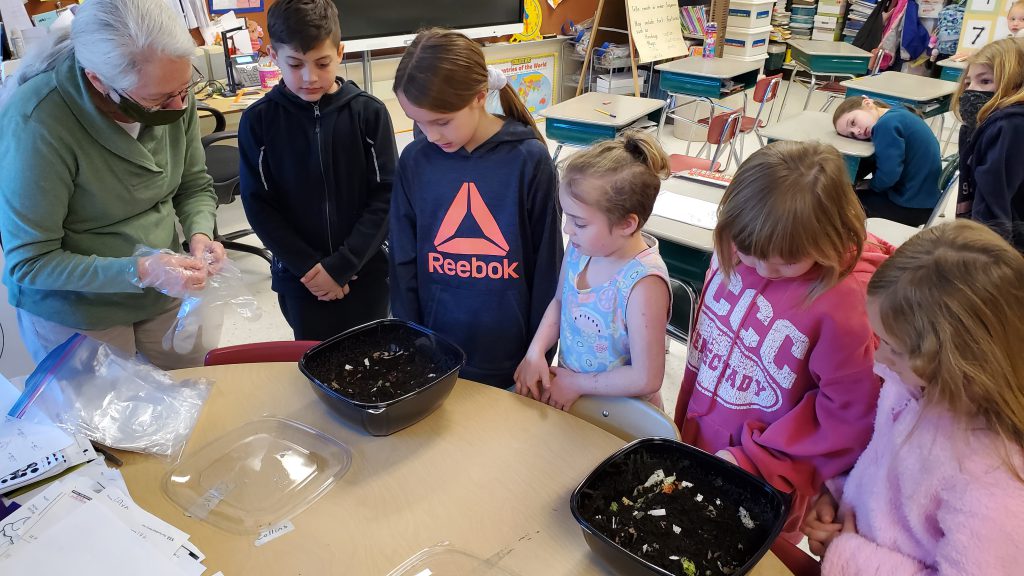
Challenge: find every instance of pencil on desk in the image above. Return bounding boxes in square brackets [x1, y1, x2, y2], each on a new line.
[594, 108, 617, 118]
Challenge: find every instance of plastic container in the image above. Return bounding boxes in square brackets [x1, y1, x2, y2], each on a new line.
[790, 5, 817, 16]
[727, 0, 775, 29]
[722, 25, 772, 58]
[570, 438, 790, 576]
[163, 417, 352, 535]
[387, 544, 524, 576]
[765, 43, 787, 73]
[300, 319, 466, 436]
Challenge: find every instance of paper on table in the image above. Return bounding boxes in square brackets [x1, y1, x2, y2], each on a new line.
[652, 191, 719, 230]
[0, 480, 64, 556]
[0, 499, 187, 576]
[0, 420, 73, 478]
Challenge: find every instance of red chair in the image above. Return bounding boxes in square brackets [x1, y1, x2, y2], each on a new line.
[742, 74, 783, 149]
[669, 110, 742, 173]
[204, 341, 320, 366]
[770, 537, 821, 576]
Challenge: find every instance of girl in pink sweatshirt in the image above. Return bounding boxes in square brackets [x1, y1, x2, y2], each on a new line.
[673, 141, 894, 537]
[805, 220, 1024, 575]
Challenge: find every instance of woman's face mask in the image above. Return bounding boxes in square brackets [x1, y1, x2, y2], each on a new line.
[109, 89, 188, 126]
[958, 90, 995, 129]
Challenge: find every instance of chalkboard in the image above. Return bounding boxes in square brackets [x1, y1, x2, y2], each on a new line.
[627, 0, 687, 64]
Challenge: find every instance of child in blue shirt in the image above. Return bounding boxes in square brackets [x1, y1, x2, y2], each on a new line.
[833, 96, 941, 226]
[515, 131, 671, 411]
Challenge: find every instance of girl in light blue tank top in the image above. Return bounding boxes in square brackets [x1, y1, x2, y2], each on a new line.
[514, 131, 672, 411]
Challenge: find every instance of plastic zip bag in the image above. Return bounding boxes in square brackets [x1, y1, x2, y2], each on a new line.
[8, 334, 212, 460]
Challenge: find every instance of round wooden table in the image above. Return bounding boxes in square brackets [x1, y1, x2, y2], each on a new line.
[118, 363, 791, 575]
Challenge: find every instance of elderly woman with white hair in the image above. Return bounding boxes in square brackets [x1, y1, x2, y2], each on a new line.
[0, 0, 224, 369]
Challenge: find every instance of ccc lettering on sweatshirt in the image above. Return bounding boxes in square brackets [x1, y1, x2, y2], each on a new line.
[427, 182, 520, 280]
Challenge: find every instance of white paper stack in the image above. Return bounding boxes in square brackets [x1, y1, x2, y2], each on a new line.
[652, 191, 720, 230]
[0, 460, 210, 575]
[0, 374, 97, 495]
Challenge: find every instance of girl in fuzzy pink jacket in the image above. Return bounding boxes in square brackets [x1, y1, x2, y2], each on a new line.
[804, 219, 1024, 575]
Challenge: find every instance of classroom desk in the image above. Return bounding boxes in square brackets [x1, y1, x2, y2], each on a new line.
[758, 111, 874, 181]
[841, 71, 958, 140]
[655, 57, 763, 153]
[866, 217, 920, 246]
[644, 177, 725, 323]
[936, 57, 966, 82]
[539, 92, 667, 161]
[196, 88, 268, 115]
[780, 40, 871, 119]
[117, 363, 792, 575]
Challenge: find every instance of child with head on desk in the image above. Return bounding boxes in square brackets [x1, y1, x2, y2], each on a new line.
[514, 131, 672, 411]
[389, 28, 563, 389]
[674, 141, 893, 540]
[951, 38, 1024, 252]
[805, 220, 1024, 574]
[238, 0, 397, 340]
[833, 95, 942, 227]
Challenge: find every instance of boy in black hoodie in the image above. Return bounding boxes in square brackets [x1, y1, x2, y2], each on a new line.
[238, 0, 397, 339]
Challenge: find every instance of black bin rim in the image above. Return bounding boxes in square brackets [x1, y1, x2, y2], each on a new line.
[569, 437, 792, 576]
[299, 319, 467, 410]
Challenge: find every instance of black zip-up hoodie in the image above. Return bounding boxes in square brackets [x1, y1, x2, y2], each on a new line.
[238, 79, 397, 294]
[960, 103, 1024, 252]
[389, 120, 563, 388]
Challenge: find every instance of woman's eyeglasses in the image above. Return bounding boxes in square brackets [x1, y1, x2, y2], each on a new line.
[117, 65, 206, 112]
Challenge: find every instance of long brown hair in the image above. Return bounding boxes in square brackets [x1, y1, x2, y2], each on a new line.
[867, 220, 1024, 479]
[392, 28, 543, 142]
[832, 95, 892, 127]
[951, 38, 1024, 125]
[560, 130, 670, 229]
[713, 141, 867, 300]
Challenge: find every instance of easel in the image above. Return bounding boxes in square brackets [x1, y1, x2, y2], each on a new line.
[574, 0, 643, 97]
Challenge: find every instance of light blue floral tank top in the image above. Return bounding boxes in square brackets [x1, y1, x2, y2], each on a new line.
[558, 233, 670, 374]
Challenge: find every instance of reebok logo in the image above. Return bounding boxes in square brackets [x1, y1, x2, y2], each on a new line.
[428, 182, 520, 279]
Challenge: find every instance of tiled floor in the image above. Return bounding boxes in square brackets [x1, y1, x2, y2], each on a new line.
[214, 81, 960, 414]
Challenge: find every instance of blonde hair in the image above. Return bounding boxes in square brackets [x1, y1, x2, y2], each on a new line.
[559, 130, 670, 229]
[867, 220, 1024, 478]
[952, 38, 1024, 124]
[714, 141, 867, 300]
[392, 28, 543, 142]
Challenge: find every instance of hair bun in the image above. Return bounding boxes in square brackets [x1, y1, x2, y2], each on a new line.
[622, 135, 647, 163]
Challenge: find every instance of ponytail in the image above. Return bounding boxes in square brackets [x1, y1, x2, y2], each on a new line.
[497, 83, 545, 142]
[621, 130, 671, 178]
[0, 29, 73, 109]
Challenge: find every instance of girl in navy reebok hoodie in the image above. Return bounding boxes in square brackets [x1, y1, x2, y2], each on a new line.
[389, 29, 562, 388]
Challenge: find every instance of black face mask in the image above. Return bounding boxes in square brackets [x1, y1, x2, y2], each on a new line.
[109, 90, 188, 126]
[959, 90, 995, 129]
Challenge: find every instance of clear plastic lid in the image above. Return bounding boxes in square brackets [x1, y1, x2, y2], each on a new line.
[163, 417, 351, 534]
[387, 544, 523, 576]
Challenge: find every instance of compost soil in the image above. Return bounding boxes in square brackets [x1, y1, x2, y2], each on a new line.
[304, 329, 440, 404]
[577, 449, 776, 576]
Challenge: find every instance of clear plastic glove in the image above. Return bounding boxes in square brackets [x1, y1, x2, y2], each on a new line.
[187, 233, 227, 272]
[129, 246, 208, 298]
[163, 256, 262, 353]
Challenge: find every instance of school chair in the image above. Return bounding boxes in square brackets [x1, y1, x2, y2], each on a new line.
[740, 74, 783, 151]
[770, 538, 821, 576]
[204, 340, 320, 366]
[569, 395, 682, 442]
[667, 278, 697, 346]
[669, 110, 743, 174]
[195, 102, 272, 264]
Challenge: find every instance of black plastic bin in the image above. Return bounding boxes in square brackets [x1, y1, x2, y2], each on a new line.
[571, 438, 790, 576]
[299, 319, 466, 436]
